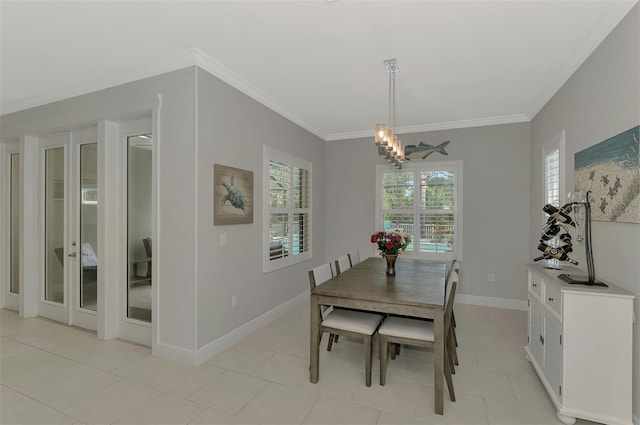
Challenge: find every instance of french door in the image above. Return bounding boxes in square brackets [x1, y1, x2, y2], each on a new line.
[39, 129, 98, 331]
[118, 117, 153, 346]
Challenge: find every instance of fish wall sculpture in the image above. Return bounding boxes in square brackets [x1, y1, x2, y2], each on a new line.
[404, 140, 450, 160]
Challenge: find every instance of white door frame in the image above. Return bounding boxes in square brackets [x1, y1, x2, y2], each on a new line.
[37, 128, 99, 331]
[117, 116, 153, 346]
[38, 133, 71, 324]
[2, 141, 21, 311]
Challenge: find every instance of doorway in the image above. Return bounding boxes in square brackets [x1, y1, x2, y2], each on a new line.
[39, 130, 98, 331]
[3, 148, 21, 312]
[126, 134, 153, 323]
[118, 116, 154, 347]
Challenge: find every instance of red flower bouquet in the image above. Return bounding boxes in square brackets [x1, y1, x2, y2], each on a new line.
[370, 231, 411, 256]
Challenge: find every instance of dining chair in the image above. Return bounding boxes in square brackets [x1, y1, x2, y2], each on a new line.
[334, 254, 352, 274]
[447, 259, 460, 356]
[348, 249, 361, 266]
[309, 263, 383, 386]
[384, 261, 460, 368]
[378, 270, 459, 401]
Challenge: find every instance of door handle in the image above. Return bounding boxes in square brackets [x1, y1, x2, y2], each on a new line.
[68, 252, 77, 257]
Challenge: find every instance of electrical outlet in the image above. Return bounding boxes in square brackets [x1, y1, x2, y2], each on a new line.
[231, 295, 238, 308]
[488, 273, 495, 282]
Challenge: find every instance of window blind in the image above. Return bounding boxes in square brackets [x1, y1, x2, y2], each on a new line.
[544, 148, 560, 206]
[264, 147, 312, 272]
[378, 162, 462, 259]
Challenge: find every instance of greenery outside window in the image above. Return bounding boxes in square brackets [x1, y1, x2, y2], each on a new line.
[375, 161, 463, 261]
[543, 131, 564, 209]
[542, 131, 565, 267]
[263, 146, 312, 272]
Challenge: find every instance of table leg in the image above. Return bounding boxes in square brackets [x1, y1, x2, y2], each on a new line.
[310, 294, 320, 383]
[434, 308, 444, 415]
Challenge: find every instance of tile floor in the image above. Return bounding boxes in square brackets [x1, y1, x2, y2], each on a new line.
[1, 303, 601, 425]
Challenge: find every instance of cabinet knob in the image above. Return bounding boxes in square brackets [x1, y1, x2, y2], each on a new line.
[548, 297, 554, 302]
[532, 283, 537, 287]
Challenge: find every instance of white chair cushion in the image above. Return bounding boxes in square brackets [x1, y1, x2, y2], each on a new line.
[378, 316, 435, 341]
[323, 309, 382, 335]
[335, 255, 351, 274]
[349, 250, 361, 265]
[312, 263, 333, 285]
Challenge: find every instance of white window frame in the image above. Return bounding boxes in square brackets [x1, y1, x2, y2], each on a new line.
[542, 130, 565, 214]
[375, 160, 463, 261]
[263, 146, 312, 272]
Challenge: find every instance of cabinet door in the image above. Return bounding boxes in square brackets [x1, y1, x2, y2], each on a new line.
[528, 296, 544, 366]
[543, 313, 563, 400]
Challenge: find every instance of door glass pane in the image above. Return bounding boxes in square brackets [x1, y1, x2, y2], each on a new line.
[10, 153, 20, 294]
[45, 148, 64, 303]
[80, 143, 97, 311]
[127, 134, 152, 322]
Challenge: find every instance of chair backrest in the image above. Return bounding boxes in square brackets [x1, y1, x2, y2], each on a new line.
[444, 270, 458, 327]
[348, 249, 361, 266]
[445, 258, 459, 282]
[308, 263, 334, 290]
[335, 255, 351, 275]
[143, 237, 152, 257]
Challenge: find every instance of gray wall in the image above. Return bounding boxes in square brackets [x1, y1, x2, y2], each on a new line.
[325, 122, 531, 303]
[195, 68, 327, 348]
[530, 3, 639, 416]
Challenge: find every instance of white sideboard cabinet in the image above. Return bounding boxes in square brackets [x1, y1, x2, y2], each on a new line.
[525, 264, 635, 425]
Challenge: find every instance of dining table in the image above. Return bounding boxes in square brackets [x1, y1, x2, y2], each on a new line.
[309, 256, 449, 415]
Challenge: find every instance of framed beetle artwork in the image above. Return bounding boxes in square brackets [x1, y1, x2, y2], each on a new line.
[214, 164, 253, 225]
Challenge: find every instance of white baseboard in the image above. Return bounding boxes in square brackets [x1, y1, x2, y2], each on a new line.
[154, 291, 309, 366]
[456, 293, 528, 311]
[155, 292, 527, 364]
[153, 341, 199, 366]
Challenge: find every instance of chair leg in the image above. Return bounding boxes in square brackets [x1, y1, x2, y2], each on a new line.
[334, 335, 339, 343]
[443, 346, 456, 402]
[448, 343, 456, 374]
[396, 343, 401, 356]
[364, 335, 372, 387]
[452, 311, 458, 348]
[379, 335, 388, 386]
[327, 333, 335, 351]
[448, 326, 459, 366]
[390, 343, 396, 360]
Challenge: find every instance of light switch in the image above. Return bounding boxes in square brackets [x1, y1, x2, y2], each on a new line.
[220, 233, 227, 246]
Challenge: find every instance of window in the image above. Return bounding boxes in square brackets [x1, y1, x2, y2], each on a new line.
[543, 131, 564, 209]
[376, 161, 463, 261]
[542, 131, 565, 266]
[263, 146, 312, 272]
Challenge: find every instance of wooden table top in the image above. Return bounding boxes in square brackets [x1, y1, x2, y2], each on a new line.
[312, 257, 447, 309]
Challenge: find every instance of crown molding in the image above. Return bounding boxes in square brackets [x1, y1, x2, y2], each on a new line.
[1, 50, 198, 116]
[1, 47, 325, 140]
[192, 49, 326, 140]
[325, 113, 530, 141]
[527, 1, 638, 120]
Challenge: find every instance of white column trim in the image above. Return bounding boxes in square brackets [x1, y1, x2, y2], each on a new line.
[97, 120, 120, 339]
[19, 136, 40, 317]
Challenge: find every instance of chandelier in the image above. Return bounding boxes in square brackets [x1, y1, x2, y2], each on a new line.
[374, 58, 405, 168]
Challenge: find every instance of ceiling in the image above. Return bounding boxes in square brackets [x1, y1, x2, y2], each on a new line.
[1, 1, 637, 141]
